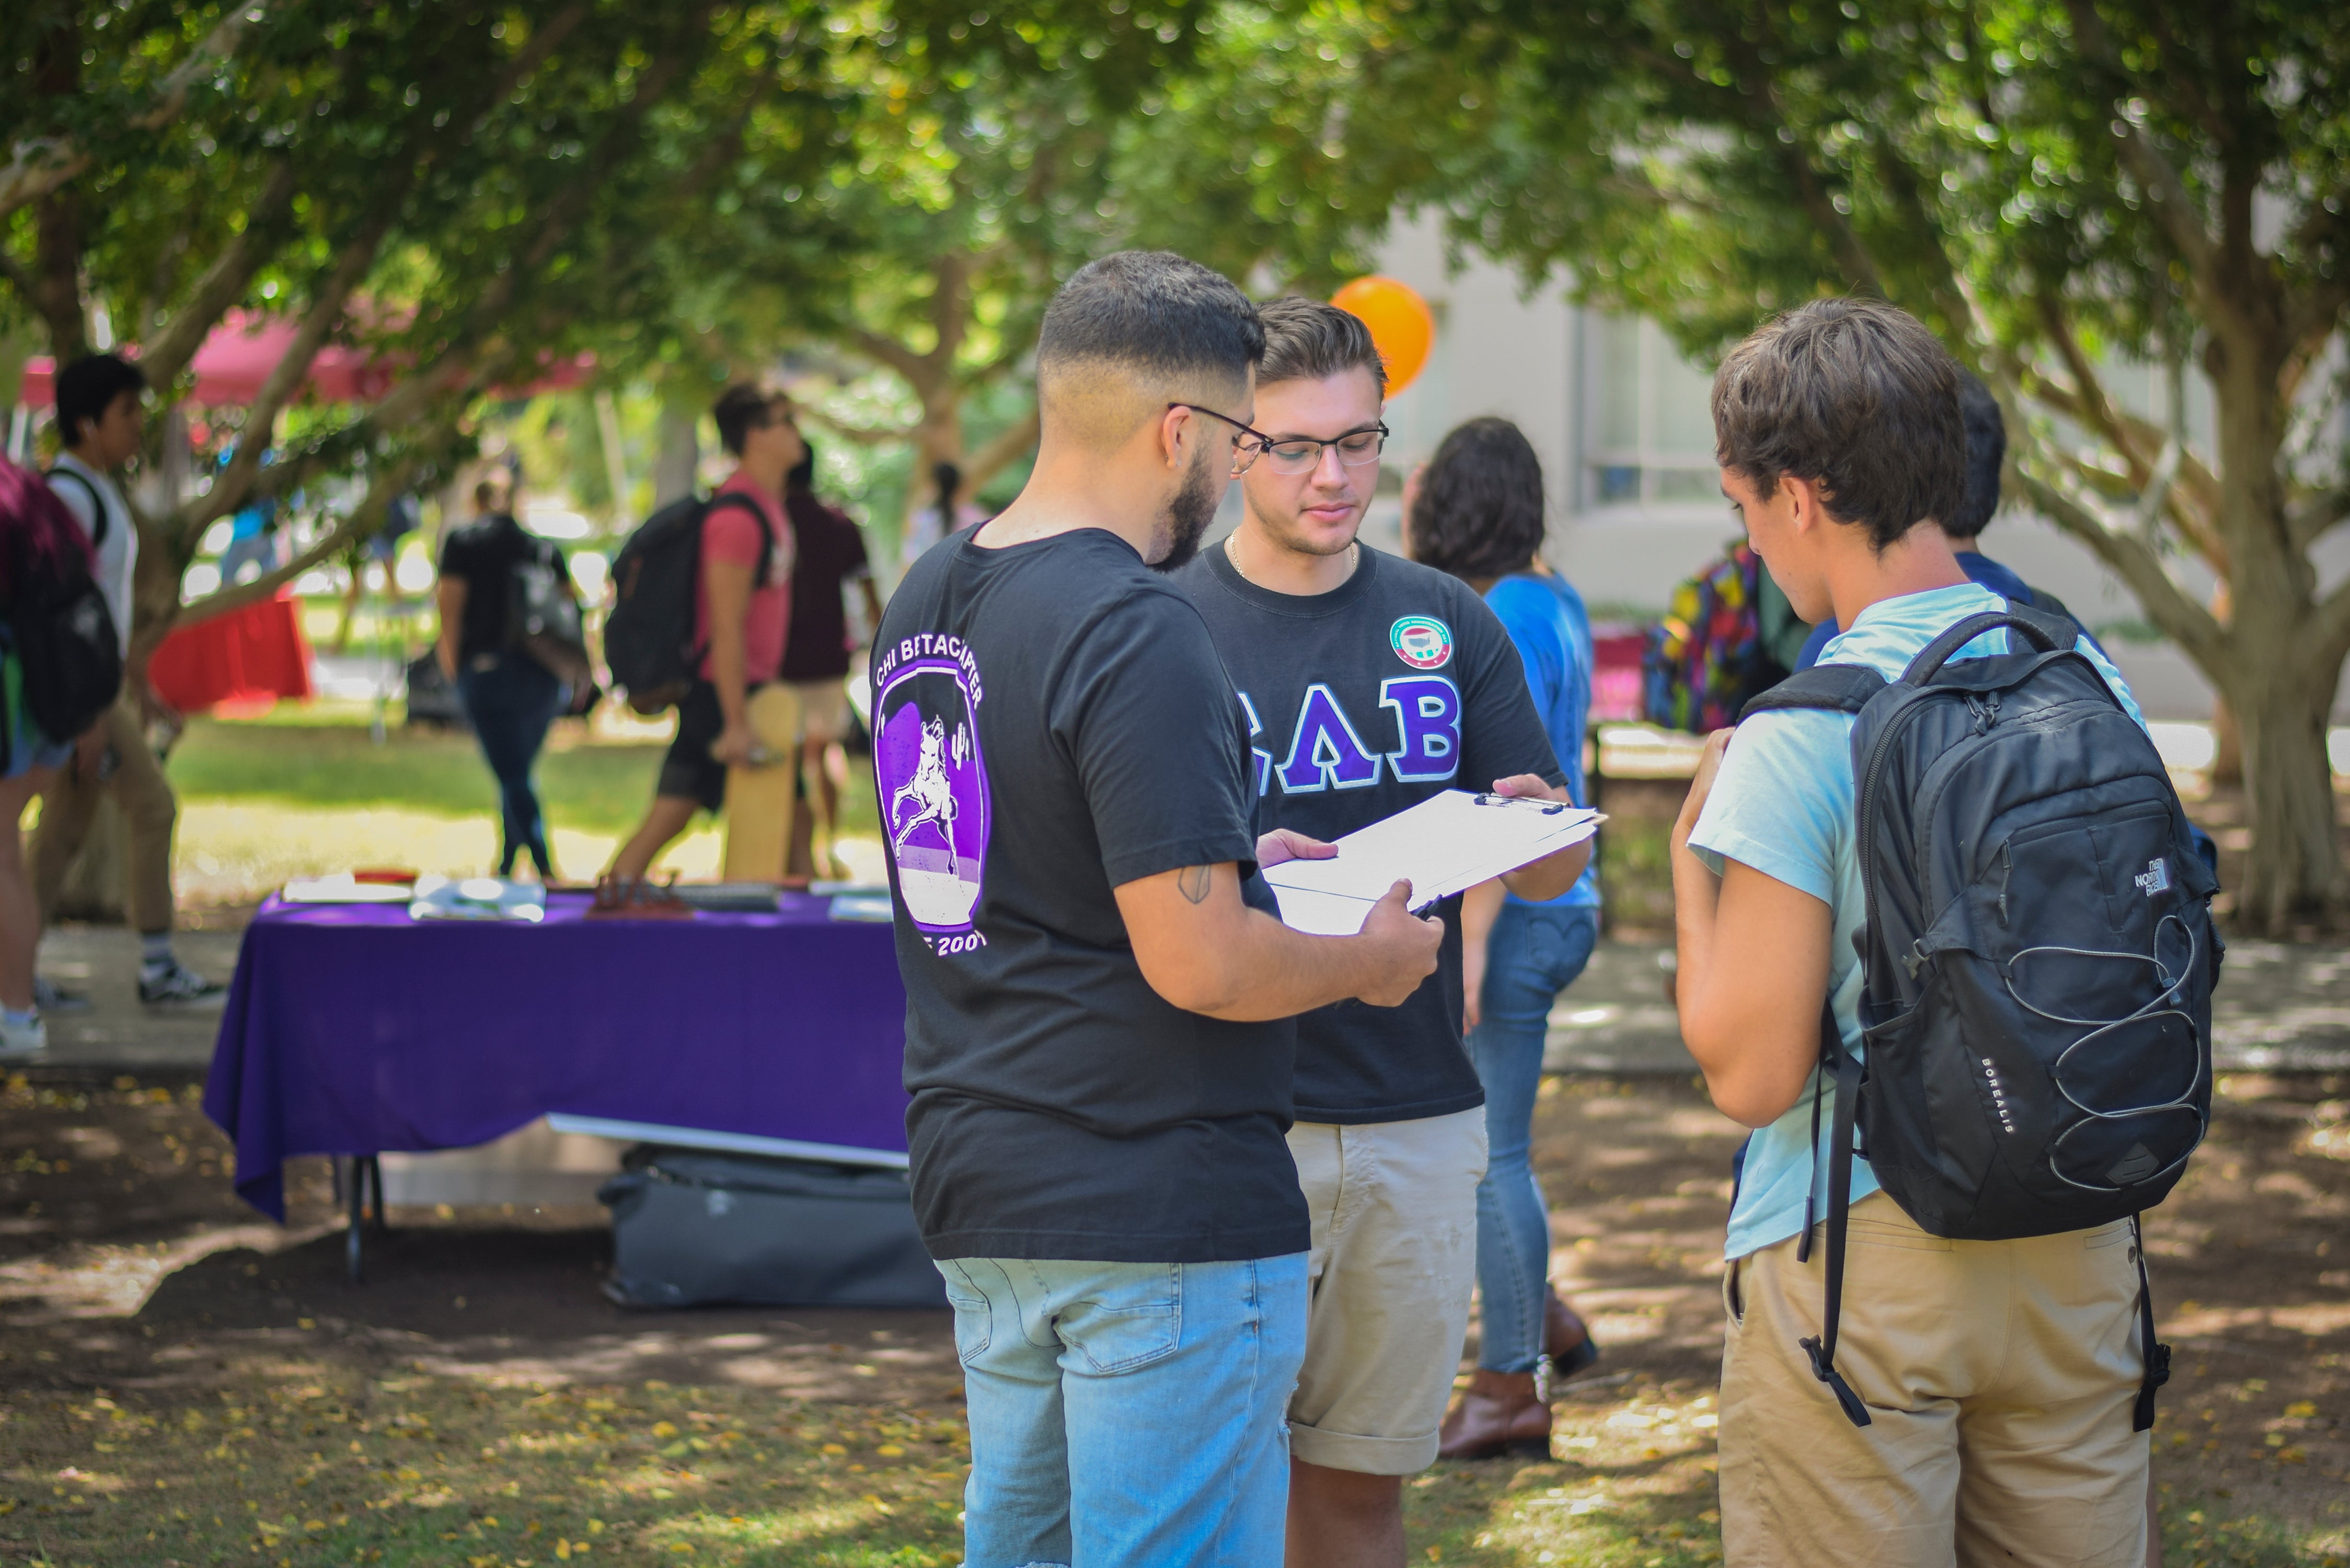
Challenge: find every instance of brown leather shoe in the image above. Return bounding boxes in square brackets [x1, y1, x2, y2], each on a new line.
[1437, 1370, 1551, 1460]
[1545, 1286, 1602, 1380]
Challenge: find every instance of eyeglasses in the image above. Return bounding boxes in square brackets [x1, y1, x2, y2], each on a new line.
[1169, 402, 1275, 474]
[1254, 423, 1389, 476]
[1167, 406, 1391, 477]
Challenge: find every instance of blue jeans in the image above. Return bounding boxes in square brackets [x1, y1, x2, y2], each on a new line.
[1467, 903, 1600, 1373]
[455, 654, 566, 877]
[938, 1254, 1308, 1568]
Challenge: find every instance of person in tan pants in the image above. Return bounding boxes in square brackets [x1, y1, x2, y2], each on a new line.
[38, 354, 224, 1009]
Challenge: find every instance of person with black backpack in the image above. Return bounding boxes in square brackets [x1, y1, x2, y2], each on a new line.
[435, 471, 579, 880]
[0, 459, 116, 1060]
[1670, 300, 2214, 1566]
[605, 383, 799, 883]
[35, 354, 225, 1010]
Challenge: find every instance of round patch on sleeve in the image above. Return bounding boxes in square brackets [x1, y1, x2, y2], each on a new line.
[1390, 615, 1454, 670]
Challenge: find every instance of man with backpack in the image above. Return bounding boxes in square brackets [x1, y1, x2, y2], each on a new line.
[1671, 299, 2214, 1566]
[1790, 370, 2101, 670]
[606, 383, 799, 883]
[37, 354, 224, 1008]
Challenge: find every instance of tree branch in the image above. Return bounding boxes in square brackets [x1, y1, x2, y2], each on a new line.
[199, 215, 397, 529]
[802, 410, 918, 447]
[140, 160, 299, 389]
[0, 2, 271, 221]
[844, 327, 938, 390]
[173, 444, 443, 630]
[963, 406, 1040, 492]
[2005, 450, 2228, 674]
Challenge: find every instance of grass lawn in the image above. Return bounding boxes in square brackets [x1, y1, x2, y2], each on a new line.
[5, 1058, 2347, 1567]
[158, 704, 884, 901]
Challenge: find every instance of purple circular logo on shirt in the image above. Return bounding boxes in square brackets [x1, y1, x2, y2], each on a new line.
[874, 643, 992, 937]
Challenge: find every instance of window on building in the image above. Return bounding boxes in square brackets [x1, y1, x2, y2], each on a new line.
[1584, 315, 1720, 508]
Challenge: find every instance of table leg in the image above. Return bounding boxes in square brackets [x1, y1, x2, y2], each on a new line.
[345, 1157, 366, 1284]
[365, 1155, 391, 1235]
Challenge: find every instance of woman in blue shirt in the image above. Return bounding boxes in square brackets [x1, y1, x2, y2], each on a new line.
[1407, 418, 1604, 1459]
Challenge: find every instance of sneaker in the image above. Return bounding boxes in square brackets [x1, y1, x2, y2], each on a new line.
[139, 962, 228, 1007]
[0, 1012, 47, 1062]
[32, 976, 89, 1014]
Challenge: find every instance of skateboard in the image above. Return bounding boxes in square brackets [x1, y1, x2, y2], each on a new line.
[719, 683, 803, 883]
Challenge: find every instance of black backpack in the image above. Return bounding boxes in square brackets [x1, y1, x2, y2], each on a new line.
[1742, 605, 2219, 1432]
[504, 536, 592, 688]
[602, 491, 773, 714]
[2, 465, 124, 764]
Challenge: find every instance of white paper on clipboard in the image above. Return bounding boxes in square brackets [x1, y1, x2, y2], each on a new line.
[1261, 789, 1602, 936]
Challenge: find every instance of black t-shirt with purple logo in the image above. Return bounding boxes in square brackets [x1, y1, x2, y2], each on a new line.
[1171, 544, 1563, 1124]
[873, 526, 1306, 1264]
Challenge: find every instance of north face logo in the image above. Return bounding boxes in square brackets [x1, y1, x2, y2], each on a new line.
[2133, 858, 2171, 896]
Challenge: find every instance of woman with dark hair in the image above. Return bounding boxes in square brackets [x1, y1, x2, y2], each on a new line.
[897, 457, 990, 574]
[1408, 417, 1607, 1458]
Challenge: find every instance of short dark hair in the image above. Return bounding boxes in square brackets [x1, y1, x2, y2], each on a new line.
[712, 383, 792, 457]
[1257, 297, 1385, 391]
[1944, 370, 2006, 540]
[1407, 417, 1548, 581]
[55, 353, 145, 447]
[1711, 298, 1966, 552]
[1036, 251, 1264, 389]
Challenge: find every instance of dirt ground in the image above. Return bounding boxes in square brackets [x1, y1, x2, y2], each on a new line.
[2, 1065, 2345, 1566]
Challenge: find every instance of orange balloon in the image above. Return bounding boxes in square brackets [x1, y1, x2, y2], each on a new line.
[1330, 275, 1435, 395]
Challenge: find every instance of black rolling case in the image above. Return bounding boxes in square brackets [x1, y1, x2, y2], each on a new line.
[598, 1146, 946, 1310]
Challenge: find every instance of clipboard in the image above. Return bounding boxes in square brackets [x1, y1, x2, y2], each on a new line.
[1261, 789, 1602, 936]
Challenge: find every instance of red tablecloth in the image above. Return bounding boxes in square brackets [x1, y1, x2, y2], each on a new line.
[149, 593, 313, 714]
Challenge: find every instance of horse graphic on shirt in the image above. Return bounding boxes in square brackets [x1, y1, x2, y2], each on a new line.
[889, 714, 962, 874]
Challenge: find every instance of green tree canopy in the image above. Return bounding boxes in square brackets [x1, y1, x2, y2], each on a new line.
[1340, 0, 2350, 932]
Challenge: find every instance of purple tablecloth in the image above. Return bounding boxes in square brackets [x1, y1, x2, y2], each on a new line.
[204, 892, 908, 1219]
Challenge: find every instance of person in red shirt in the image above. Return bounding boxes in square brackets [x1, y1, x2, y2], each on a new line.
[609, 383, 800, 880]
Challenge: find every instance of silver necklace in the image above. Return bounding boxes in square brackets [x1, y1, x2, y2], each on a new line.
[1226, 532, 1356, 586]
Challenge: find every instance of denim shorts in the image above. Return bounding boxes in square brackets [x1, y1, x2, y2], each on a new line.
[2, 652, 74, 780]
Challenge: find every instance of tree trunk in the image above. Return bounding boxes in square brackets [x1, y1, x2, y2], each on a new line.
[2227, 658, 2344, 932]
[653, 393, 702, 507]
[2198, 304, 2343, 932]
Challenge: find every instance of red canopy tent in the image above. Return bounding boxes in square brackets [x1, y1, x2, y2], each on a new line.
[13, 312, 592, 407]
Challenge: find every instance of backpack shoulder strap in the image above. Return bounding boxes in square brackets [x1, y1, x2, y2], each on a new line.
[43, 467, 107, 549]
[1738, 664, 1884, 718]
[701, 490, 776, 583]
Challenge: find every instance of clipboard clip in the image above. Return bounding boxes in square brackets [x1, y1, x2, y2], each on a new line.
[1474, 792, 1570, 815]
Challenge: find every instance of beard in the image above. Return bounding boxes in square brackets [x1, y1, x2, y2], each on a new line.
[1148, 445, 1219, 574]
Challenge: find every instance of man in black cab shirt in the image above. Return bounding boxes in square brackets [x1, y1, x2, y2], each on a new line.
[1170, 299, 1593, 1568]
[872, 253, 1443, 1568]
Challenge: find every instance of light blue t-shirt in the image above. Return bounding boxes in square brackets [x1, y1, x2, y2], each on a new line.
[1484, 572, 1603, 907]
[1689, 583, 2147, 1260]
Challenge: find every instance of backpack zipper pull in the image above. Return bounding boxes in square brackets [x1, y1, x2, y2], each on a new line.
[1904, 939, 1929, 980]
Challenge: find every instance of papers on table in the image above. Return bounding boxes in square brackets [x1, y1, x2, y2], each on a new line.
[408, 875, 547, 923]
[282, 873, 413, 905]
[1262, 789, 1602, 936]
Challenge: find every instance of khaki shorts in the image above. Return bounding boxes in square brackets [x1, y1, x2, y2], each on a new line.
[1286, 1108, 1487, 1474]
[1720, 1191, 2151, 1568]
[789, 678, 849, 745]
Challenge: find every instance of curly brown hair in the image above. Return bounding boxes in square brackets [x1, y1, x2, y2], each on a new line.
[1407, 417, 1547, 582]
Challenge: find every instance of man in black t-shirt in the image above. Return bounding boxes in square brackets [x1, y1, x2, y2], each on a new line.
[436, 473, 573, 879]
[876, 253, 1443, 1568]
[1171, 301, 1592, 1568]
